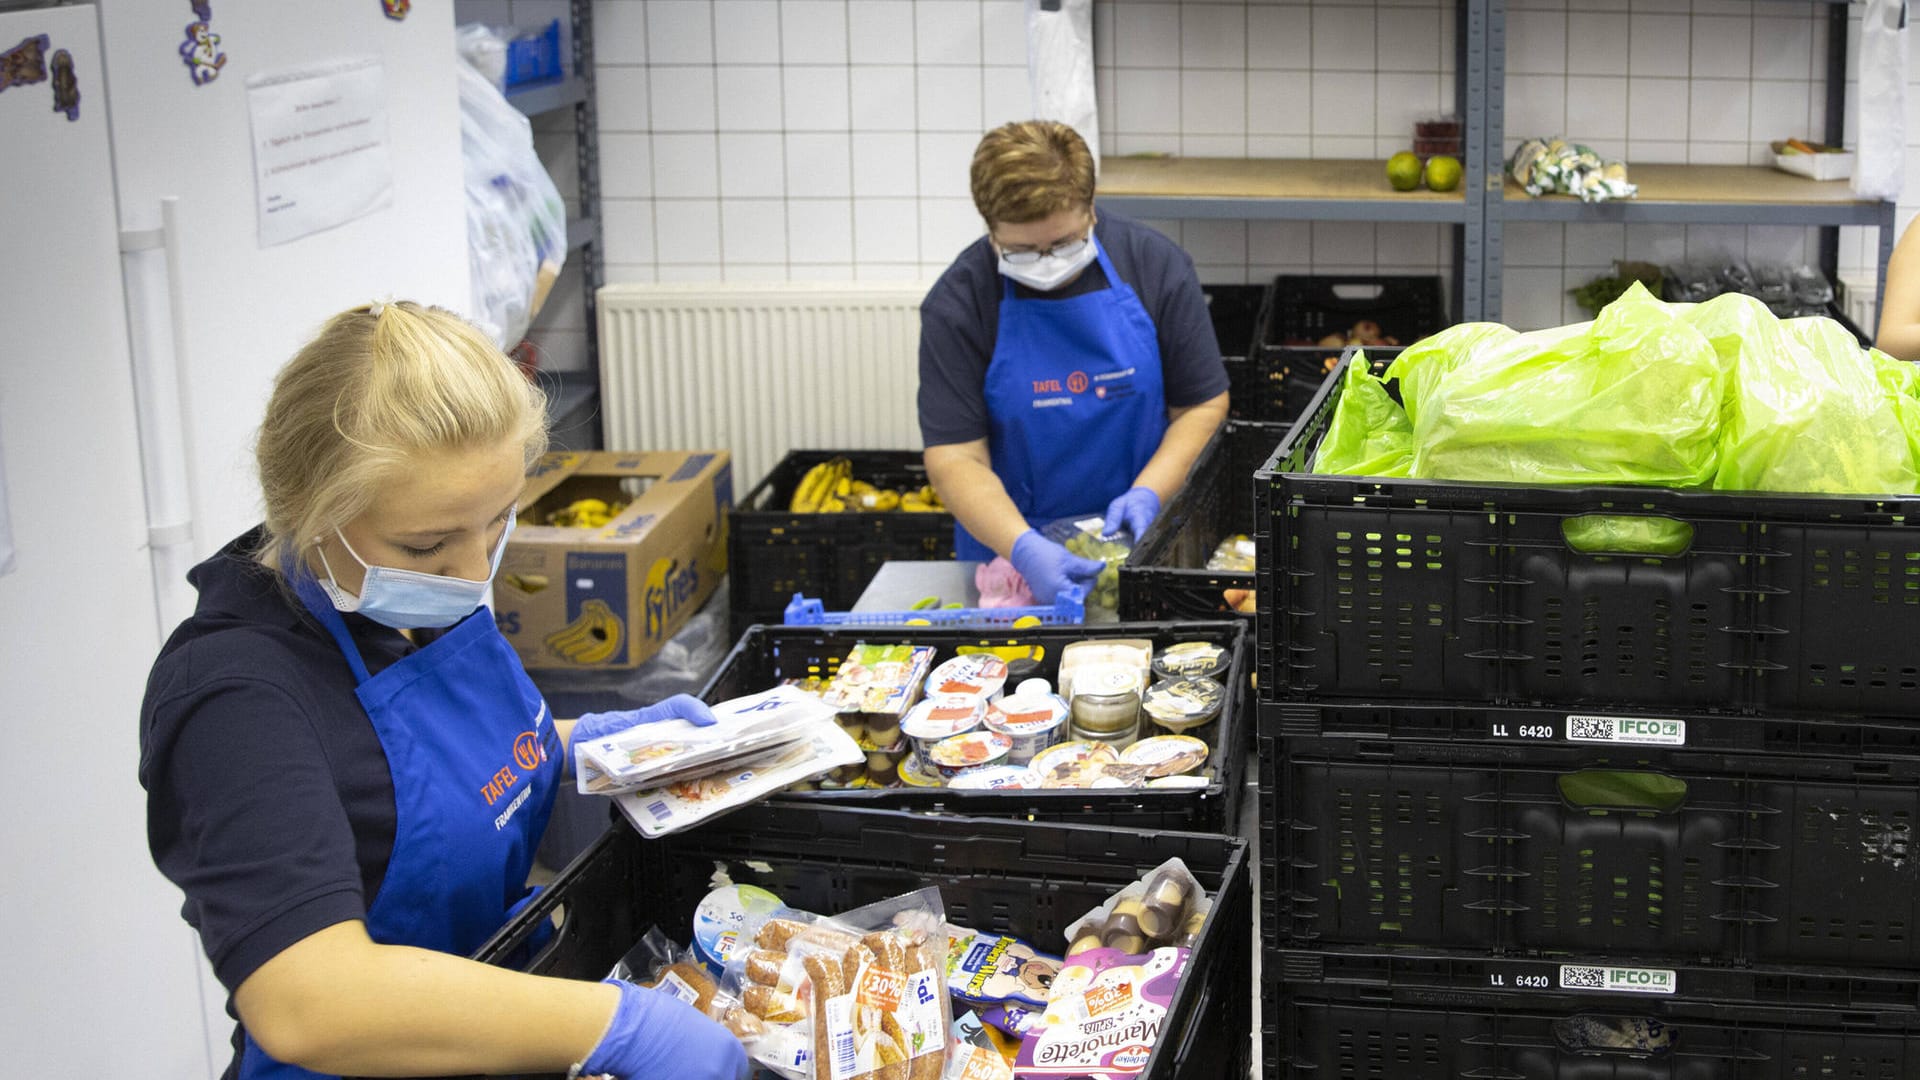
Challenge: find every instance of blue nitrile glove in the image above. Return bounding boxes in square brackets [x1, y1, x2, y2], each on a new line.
[570, 693, 718, 772]
[1103, 486, 1160, 541]
[578, 979, 749, 1080]
[1010, 529, 1105, 605]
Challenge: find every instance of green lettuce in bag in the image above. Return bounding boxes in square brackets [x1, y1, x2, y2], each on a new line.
[1713, 310, 1917, 495]
[1411, 282, 1726, 487]
[1312, 351, 1413, 477]
[1871, 348, 1920, 479]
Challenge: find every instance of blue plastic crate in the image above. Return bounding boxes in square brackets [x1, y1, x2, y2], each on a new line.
[782, 585, 1086, 626]
[504, 19, 563, 88]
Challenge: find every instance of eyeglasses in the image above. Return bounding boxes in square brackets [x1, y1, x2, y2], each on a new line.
[995, 223, 1095, 265]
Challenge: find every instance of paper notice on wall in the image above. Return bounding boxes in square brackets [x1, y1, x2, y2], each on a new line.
[246, 56, 394, 247]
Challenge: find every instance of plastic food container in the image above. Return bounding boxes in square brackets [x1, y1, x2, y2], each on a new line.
[1151, 642, 1230, 683]
[946, 765, 1034, 791]
[928, 730, 1014, 780]
[901, 695, 987, 768]
[1058, 640, 1152, 698]
[985, 693, 1069, 765]
[897, 753, 942, 788]
[691, 884, 785, 977]
[1121, 735, 1211, 779]
[925, 654, 1009, 702]
[1141, 677, 1226, 735]
[1031, 741, 1120, 788]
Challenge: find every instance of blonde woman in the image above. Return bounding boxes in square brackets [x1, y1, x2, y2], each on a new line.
[918, 120, 1230, 603]
[140, 303, 746, 1080]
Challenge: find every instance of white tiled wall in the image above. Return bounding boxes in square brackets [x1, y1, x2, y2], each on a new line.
[468, 0, 1920, 362]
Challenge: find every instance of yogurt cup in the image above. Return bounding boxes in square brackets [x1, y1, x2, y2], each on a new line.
[1141, 677, 1226, 734]
[985, 693, 1069, 765]
[1120, 735, 1211, 778]
[1030, 741, 1120, 788]
[1151, 641, 1230, 683]
[925, 654, 1009, 702]
[902, 695, 987, 768]
[946, 765, 1034, 791]
[691, 884, 785, 977]
[898, 753, 943, 788]
[927, 730, 1014, 780]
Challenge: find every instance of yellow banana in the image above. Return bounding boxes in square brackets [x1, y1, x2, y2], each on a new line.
[789, 460, 833, 512]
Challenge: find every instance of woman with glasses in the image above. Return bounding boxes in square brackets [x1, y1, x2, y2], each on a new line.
[917, 120, 1230, 605]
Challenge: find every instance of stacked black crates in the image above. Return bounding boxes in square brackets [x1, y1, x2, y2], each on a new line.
[1122, 277, 1440, 625]
[1253, 357, 1920, 1077]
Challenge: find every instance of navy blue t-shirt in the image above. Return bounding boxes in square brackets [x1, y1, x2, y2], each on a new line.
[141, 529, 412, 1074]
[917, 209, 1230, 448]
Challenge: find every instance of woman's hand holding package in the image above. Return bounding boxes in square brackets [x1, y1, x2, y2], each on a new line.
[569, 694, 718, 770]
[577, 979, 750, 1080]
[1010, 530, 1104, 605]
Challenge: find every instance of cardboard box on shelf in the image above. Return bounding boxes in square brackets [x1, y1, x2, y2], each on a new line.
[497, 450, 732, 670]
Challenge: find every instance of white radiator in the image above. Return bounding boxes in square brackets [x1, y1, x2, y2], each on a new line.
[597, 282, 933, 488]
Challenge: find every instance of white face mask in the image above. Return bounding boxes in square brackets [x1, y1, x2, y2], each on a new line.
[316, 517, 514, 630]
[998, 235, 1100, 292]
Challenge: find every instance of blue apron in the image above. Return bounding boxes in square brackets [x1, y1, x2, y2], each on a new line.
[955, 238, 1169, 561]
[236, 578, 563, 1080]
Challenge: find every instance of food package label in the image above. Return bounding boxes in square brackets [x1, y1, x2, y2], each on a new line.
[1013, 947, 1188, 1078]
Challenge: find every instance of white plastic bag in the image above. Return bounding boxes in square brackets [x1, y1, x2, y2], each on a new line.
[1854, 0, 1909, 201]
[1027, 0, 1098, 167]
[457, 57, 566, 348]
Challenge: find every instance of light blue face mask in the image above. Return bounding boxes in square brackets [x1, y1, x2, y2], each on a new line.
[317, 516, 515, 630]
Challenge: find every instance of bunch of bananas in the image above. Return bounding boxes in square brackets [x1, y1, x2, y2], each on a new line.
[788, 457, 946, 514]
[544, 598, 625, 664]
[541, 497, 628, 529]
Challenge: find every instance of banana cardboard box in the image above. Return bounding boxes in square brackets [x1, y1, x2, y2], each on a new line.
[496, 450, 732, 670]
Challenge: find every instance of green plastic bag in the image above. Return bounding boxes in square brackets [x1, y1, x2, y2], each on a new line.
[1312, 351, 1413, 477]
[1713, 311, 1917, 495]
[1872, 348, 1920, 475]
[1411, 282, 1726, 487]
[1382, 322, 1517, 432]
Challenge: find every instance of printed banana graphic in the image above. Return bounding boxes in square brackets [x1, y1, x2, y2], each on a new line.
[544, 599, 624, 664]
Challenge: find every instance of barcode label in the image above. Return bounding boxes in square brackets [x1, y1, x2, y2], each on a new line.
[1559, 964, 1677, 995]
[825, 995, 857, 1079]
[647, 799, 672, 820]
[1567, 715, 1686, 746]
[658, 971, 700, 1006]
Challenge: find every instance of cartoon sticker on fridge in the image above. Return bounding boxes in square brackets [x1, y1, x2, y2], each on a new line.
[180, 3, 226, 87]
[49, 48, 77, 121]
[0, 33, 49, 94]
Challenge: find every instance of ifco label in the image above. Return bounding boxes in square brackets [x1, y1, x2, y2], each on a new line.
[1559, 964, 1677, 995]
[1567, 715, 1687, 747]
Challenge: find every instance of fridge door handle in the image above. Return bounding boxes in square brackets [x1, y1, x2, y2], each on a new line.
[119, 196, 201, 634]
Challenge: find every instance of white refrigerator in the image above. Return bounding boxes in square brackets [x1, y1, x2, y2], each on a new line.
[0, 3, 472, 1074]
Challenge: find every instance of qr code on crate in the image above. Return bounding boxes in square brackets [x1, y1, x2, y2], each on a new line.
[1569, 718, 1612, 740]
[1560, 965, 1606, 990]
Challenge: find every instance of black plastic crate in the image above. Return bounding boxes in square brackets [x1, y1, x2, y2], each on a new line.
[1239, 273, 1442, 425]
[1119, 421, 1285, 621]
[1203, 281, 1272, 361]
[702, 620, 1250, 831]
[1264, 989, 1920, 1080]
[1254, 353, 1920, 719]
[728, 450, 955, 634]
[1254, 727, 1920, 972]
[470, 806, 1252, 1080]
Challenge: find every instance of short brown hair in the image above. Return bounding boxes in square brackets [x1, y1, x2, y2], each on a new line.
[969, 120, 1096, 225]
